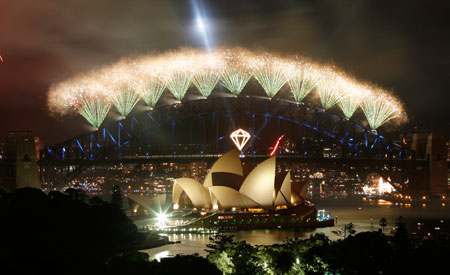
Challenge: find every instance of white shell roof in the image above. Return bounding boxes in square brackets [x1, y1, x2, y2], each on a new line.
[173, 178, 211, 209]
[239, 156, 276, 209]
[203, 149, 243, 188]
[209, 186, 259, 209]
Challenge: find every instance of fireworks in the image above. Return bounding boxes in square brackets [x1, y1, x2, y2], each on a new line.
[73, 82, 112, 129]
[47, 47, 405, 131]
[192, 70, 219, 97]
[76, 99, 111, 129]
[317, 69, 346, 110]
[252, 55, 287, 98]
[361, 91, 401, 130]
[163, 71, 192, 101]
[161, 52, 194, 101]
[287, 62, 319, 102]
[218, 49, 252, 95]
[219, 64, 251, 95]
[110, 85, 140, 118]
[138, 78, 166, 107]
[160, 52, 195, 101]
[337, 82, 369, 119]
[47, 74, 112, 129]
[104, 62, 140, 118]
[134, 56, 166, 107]
[192, 53, 220, 97]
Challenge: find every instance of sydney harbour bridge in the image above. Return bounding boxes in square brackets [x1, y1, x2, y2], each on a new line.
[39, 47, 436, 193]
[38, 93, 428, 192]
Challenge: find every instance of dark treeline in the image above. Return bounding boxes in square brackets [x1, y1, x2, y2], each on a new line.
[0, 188, 448, 274]
[206, 229, 450, 275]
[0, 188, 218, 274]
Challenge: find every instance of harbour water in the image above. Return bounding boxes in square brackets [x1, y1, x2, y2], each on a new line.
[141, 198, 450, 260]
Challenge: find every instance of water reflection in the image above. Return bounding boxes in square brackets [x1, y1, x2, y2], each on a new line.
[141, 198, 450, 260]
[153, 251, 169, 262]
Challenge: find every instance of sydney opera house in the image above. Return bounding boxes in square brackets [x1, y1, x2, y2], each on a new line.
[129, 150, 333, 231]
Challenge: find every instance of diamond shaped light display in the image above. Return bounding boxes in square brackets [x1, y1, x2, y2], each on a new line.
[230, 128, 251, 151]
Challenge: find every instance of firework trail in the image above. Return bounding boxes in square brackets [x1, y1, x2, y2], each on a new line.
[337, 81, 369, 119]
[191, 52, 220, 97]
[76, 99, 111, 129]
[160, 51, 196, 100]
[218, 48, 252, 95]
[163, 71, 192, 101]
[74, 80, 112, 129]
[137, 78, 166, 107]
[193, 70, 219, 97]
[48, 75, 111, 129]
[134, 56, 166, 107]
[361, 91, 401, 130]
[47, 47, 405, 131]
[252, 55, 287, 98]
[110, 85, 140, 118]
[317, 69, 346, 110]
[287, 61, 319, 102]
[103, 61, 140, 118]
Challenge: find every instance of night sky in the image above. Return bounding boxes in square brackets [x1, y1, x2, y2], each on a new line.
[1, 0, 449, 145]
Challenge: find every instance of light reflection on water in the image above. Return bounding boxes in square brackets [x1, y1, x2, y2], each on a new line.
[141, 199, 450, 260]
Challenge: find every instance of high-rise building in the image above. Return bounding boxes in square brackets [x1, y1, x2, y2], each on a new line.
[6, 131, 40, 189]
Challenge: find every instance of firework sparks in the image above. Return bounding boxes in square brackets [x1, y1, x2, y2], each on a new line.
[361, 91, 401, 130]
[134, 56, 166, 107]
[163, 71, 192, 101]
[337, 81, 369, 119]
[160, 51, 195, 101]
[317, 69, 346, 110]
[76, 99, 111, 129]
[102, 61, 140, 118]
[137, 78, 166, 107]
[287, 61, 319, 102]
[47, 74, 112, 128]
[252, 55, 287, 98]
[192, 53, 220, 97]
[74, 79, 112, 129]
[192, 70, 219, 97]
[218, 49, 252, 95]
[110, 85, 140, 118]
[47, 47, 405, 131]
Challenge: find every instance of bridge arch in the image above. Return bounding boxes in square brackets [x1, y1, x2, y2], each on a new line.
[41, 95, 403, 165]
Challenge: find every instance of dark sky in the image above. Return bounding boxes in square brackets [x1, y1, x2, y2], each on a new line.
[1, 0, 449, 145]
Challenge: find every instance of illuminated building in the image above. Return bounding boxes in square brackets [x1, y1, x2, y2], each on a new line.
[171, 150, 308, 210]
[143, 150, 334, 230]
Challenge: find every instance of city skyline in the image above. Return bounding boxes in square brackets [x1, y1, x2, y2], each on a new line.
[1, 0, 450, 145]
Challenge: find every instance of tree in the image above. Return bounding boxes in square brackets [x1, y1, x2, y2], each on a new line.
[379, 218, 388, 234]
[111, 185, 123, 209]
[272, 249, 295, 274]
[89, 196, 106, 207]
[332, 222, 356, 238]
[327, 231, 393, 275]
[206, 234, 264, 275]
[392, 216, 411, 251]
[205, 234, 236, 253]
[206, 234, 237, 274]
